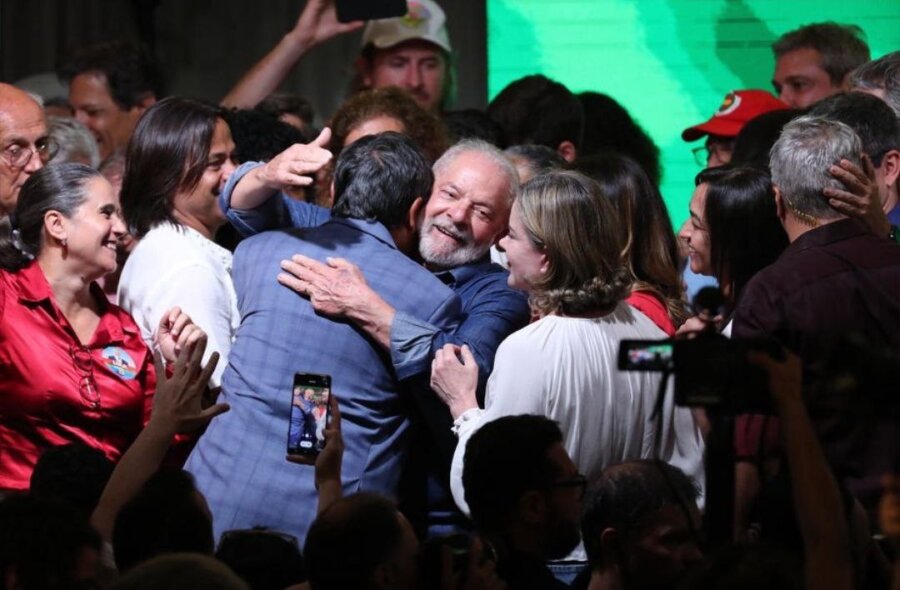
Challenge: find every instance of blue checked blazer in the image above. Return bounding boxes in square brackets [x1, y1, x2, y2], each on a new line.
[185, 217, 461, 544]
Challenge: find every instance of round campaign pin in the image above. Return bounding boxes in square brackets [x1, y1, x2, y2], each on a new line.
[101, 346, 137, 380]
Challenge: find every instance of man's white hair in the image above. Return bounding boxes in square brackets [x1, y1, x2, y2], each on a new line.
[433, 138, 520, 203]
[770, 115, 863, 221]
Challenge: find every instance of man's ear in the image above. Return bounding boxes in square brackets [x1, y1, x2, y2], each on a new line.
[43, 210, 68, 245]
[838, 73, 852, 91]
[136, 94, 156, 111]
[773, 184, 786, 221]
[599, 528, 630, 567]
[880, 150, 900, 188]
[407, 196, 425, 233]
[557, 140, 577, 163]
[600, 528, 620, 555]
[355, 56, 374, 89]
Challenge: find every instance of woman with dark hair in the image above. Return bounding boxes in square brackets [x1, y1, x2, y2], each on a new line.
[0, 163, 201, 492]
[430, 171, 703, 547]
[505, 144, 565, 183]
[576, 153, 687, 334]
[679, 165, 788, 334]
[730, 109, 803, 171]
[577, 91, 663, 185]
[118, 97, 240, 388]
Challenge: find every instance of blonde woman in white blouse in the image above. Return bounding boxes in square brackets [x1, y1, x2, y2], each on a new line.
[430, 171, 705, 534]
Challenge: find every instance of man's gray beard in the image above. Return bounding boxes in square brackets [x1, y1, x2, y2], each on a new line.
[418, 224, 492, 271]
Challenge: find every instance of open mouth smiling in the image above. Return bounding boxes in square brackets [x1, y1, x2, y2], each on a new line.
[434, 225, 463, 242]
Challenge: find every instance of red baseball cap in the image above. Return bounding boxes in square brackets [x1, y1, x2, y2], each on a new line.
[682, 90, 789, 142]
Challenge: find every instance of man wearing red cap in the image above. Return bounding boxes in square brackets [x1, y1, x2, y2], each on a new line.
[682, 90, 788, 169]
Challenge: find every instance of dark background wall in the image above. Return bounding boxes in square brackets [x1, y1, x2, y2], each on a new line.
[0, 0, 487, 120]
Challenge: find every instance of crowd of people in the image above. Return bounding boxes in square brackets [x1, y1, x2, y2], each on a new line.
[1, 0, 899, 588]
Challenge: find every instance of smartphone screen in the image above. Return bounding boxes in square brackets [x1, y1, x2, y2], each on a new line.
[335, 0, 407, 23]
[618, 340, 674, 371]
[287, 373, 331, 458]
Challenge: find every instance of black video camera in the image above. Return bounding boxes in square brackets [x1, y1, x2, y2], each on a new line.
[619, 336, 781, 413]
[618, 287, 781, 413]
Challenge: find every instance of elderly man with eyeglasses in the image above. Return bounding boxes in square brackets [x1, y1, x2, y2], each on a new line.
[0, 84, 58, 219]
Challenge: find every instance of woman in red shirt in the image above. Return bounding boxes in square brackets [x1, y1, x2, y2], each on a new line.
[0, 163, 202, 491]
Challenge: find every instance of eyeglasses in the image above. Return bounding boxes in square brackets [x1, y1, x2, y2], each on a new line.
[2, 137, 59, 169]
[69, 344, 100, 410]
[552, 473, 588, 500]
[691, 141, 734, 167]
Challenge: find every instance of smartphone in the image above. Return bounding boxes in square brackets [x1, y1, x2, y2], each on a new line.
[335, 0, 407, 23]
[618, 340, 675, 372]
[287, 373, 331, 460]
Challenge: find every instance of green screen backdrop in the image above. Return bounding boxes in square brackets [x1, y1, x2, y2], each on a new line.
[487, 0, 900, 227]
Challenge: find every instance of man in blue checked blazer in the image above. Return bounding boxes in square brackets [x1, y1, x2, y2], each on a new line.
[185, 133, 461, 544]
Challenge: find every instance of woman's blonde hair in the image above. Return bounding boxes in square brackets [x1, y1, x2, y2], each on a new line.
[518, 170, 633, 316]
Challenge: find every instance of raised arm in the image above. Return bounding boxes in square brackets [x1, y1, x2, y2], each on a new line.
[220, 0, 363, 108]
[90, 339, 228, 542]
[220, 134, 333, 237]
[287, 395, 344, 514]
[748, 349, 852, 590]
[229, 128, 332, 211]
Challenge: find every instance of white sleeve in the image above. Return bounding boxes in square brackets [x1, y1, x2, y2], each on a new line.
[135, 263, 236, 388]
[449, 335, 548, 514]
[665, 405, 707, 506]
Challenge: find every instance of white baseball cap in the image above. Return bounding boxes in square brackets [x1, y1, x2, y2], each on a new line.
[361, 0, 452, 54]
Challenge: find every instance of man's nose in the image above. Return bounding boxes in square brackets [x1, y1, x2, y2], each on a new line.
[404, 65, 423, 89]
[778, 89, 795, 108]
[447, 203, 469, 225]
[23, 148, 44, 174]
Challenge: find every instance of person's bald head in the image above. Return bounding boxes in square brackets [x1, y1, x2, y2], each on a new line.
[0, 84, 49, 214]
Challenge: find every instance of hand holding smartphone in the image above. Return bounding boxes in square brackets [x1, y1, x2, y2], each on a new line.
[335, 0, 407, 23]
[287, 373, 332, 463]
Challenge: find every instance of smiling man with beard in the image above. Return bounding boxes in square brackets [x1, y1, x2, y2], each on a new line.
[219, 137, 530, 534]
[224, 138, 529, 391]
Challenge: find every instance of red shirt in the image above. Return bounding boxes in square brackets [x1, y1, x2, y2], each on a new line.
[626, 290, 676, 336]
[0, 262, 156, 491]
